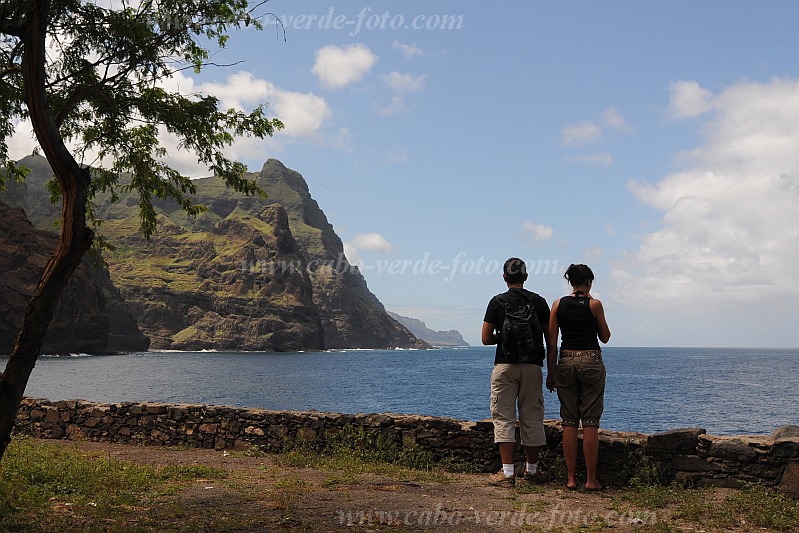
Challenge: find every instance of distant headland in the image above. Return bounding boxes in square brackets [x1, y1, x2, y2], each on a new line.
[387, 312, 468, 347]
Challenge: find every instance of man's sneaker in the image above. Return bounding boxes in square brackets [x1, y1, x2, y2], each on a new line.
[520, 468, 549, 483]
[488, 470, 515, 487]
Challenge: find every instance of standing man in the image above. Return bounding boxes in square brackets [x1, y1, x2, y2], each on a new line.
[482, 257, 555, 486]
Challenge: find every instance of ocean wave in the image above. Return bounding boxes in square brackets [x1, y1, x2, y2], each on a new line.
[39, 352, 93, 358]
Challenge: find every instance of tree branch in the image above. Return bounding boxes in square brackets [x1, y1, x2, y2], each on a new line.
[0, 39, 23, 80]
[54, 84, 112, 126]
[0, 63, 21, 79]
[0, 7, 27, 37]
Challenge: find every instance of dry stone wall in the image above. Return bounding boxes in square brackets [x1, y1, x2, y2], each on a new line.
[14, 398, 799, 496]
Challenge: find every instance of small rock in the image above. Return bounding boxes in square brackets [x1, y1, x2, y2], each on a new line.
[708, 438, 757, 463]
[779, 461, 799, 499]
[646, 428, 706, 455]
[772, 425, 799, 441]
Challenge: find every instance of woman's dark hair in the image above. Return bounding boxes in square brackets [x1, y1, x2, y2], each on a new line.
[503, 257, 528, 284]
[564, 263, 594, 287]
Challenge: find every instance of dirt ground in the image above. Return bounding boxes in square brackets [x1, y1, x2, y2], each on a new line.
[43, 439, 741, 532]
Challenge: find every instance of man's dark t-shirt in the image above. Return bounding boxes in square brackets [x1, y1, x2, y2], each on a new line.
[484, 287, 550, 366]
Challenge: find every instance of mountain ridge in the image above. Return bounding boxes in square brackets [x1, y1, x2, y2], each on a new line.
[1, 155, 426, 352]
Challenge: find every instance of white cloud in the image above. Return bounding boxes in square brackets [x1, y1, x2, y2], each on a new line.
[377, 72, 427, 115]
[601, 106, 633, 131]
[562, 107, 632, 147]
[194, 71, 331, 138]
[615, 77, 799, 312]
[168, 71, 334, 175]
[8, 70, 332, 178]
[312, 44, 378, 89]
[522, 222, 554, 244]
[349, 232, 395, 252]
[329, 128, 354, 152]
[381, 72, 426, 93]
[667, 80, 714, 119]
[561, 121, 602, 145]
[270, 91, 331, 138]
[344, 232, 395, 264]
[584, 247, 604, 262]
[387, 148, 409, 163]
[91, 0, 142, 8]
[7, 119, 37, 159]
[152, 71, 332, 176]
[378, 96, 406, 116]
[566, 153, 614, 167]
[392, 41, 424, 59]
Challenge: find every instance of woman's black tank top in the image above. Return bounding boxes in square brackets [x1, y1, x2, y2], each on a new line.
[557, 295, 600, 350]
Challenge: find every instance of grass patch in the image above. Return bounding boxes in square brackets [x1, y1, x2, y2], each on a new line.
[0, 437, 226, 531]
[627, 451, 671, 487]
[275, 445, 451, 484]
[3, 437, 797, 532]
[270, 477, 309, 510]
[679, 485, 799, 531]
[619, 483, 799, 532]
[273, 425, 452, 484]
[321, 472, 359, 489]
[723, 486, 799, 530]
[619, 484, 686, 509]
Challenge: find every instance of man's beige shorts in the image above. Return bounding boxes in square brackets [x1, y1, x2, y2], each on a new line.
[490, 363, 546, 447]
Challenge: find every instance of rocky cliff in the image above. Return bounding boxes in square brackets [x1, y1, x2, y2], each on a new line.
[387, 312, 469, 347]
[251, 160, 424, 349]
[0, 202, 149, 354]
[1, 156, 425, 351]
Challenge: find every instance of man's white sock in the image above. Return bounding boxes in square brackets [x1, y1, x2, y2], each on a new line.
[526, 462, 538, 474]
[502, 464, 515, 477]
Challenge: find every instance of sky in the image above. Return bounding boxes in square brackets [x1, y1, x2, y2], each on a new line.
[9, 1, 799, 348]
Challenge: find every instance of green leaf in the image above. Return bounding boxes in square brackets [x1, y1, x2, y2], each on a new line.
[2, 0, 283, 240]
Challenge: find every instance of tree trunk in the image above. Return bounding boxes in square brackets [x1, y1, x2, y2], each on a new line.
[0, 0, 93, 461]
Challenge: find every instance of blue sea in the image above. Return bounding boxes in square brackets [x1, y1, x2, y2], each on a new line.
[14, 346, 799, 436]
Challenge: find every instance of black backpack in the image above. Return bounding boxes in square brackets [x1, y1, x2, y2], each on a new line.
[497, 292, 545, 364]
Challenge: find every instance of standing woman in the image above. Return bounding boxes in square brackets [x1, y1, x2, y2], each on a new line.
[546, 264, 611, 491]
